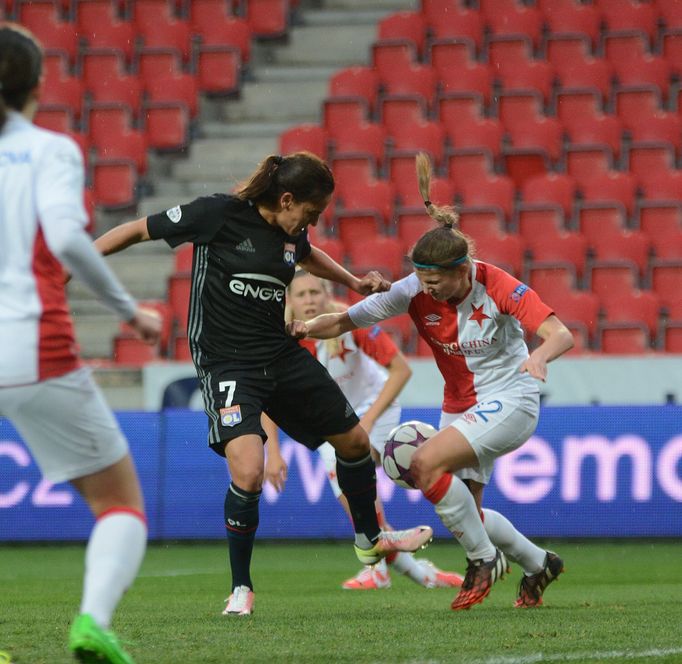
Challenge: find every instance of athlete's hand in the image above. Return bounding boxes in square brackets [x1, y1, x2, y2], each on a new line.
[265, 453, 288, 492]
[519, 356, 548, 382]
[286, 319, 309, 339]
[356, 271, 391, 295]
[128, 307, 162, 345]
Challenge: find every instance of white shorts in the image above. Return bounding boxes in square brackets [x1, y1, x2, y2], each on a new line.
[440, 392, 539, 485]
[0, 367, 129, 484]
[318, 400, 401, 498]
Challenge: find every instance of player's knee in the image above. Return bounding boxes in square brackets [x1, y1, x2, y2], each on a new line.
[330, 425, 370, 460]
[410, 448, 439, 490]
[231, 468, 264, 492]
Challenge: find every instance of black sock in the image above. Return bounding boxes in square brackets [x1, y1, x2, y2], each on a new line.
[224, 482, 261, 591]
[335, 452, 380, 544]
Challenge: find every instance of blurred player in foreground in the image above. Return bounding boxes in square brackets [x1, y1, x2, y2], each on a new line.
[289, 153, 574, 611]
[264, 271, 463, 590]
[0, 24, 161, 664]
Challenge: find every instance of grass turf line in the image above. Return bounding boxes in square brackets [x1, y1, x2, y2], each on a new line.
[1, 541, 681, 664]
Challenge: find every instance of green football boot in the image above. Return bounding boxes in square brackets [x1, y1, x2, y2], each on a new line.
[69, 613, 135, 664]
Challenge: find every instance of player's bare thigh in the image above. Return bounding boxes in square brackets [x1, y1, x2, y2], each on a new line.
[224, 434, 265, 491]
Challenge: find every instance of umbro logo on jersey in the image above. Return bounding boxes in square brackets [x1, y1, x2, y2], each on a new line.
[236, 238, 256, 253]
[425, 313, 441, 326]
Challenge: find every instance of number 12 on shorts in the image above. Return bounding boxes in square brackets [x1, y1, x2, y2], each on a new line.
[219, 380, 242, 427]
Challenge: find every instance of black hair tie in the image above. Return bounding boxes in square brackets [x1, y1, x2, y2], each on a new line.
[423, 199, 432, 208]
[273, 155, 283, 165]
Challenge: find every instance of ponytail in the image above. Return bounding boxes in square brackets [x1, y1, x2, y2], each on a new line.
[236, 151, 334, 208]
[411, 152, 473, 270]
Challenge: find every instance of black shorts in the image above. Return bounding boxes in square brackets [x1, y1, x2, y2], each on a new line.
[199, 344, 359, 456]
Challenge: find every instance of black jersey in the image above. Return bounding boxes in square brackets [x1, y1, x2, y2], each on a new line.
[147, 194, 311, 367]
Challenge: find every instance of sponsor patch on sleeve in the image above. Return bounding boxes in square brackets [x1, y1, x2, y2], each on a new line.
[510, 284, 529, 302]
[368, 325, 381, 339]
[166, 205, 182, 223]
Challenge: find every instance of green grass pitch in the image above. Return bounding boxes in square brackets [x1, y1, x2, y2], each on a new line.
[1, 540, 681, 664]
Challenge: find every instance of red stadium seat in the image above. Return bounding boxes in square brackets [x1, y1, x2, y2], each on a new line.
[459, 174, 515, 221]
[563, 145, 614, 188]
[244, 0, 290, 39]
[388, 121, 446, 166]
[86, 103, 134, 149]
[662, 323, 682, 353]
[587, 261, 640, 300]
[322, 98, 370, 140]
[331, 122, 387, 170]
[599, 0, 658, 39]
[497, 60, 555, 103]
[34, 105, 74, 133]
[436, 91, 485, 125]
[371, 40, 418, 80]
[626, 144, 677, 182]
[486, 6, 544, 49]
[576, 204, 628, 243]
[20, 3, 78, 63]
[639, 170, 682, 201]
[428, 38, 477, 72]
[168, 273, 191, 331]
[554, 89, 604, 134]
[95, 129, 148, 175]
[649, 260, 682, 309]
[379, 96, 429, 137]
[526, 263, 578, 302]
[380, 65, 437, 110]
[143, 102, 190, 151]
[338, 179, 394, 226]
[313, 236, 345, 266]
[91, 158, 137, 209]
[555, 58, 614, 100]
[194, 45, 241, 96]
[544, 4, 601, 49]
[522, 173, 577, 219]
[589, 231, 651, 276]
[600, 291, 661, 338]
[146, 73, 199, 119]
[133, 0, 174, 24]
[515, 204, 566, 242]
[661, 30, 682, 76]
[628, 112, 682, 152]
[428, 7, 484, 50]
[78, 3, 136, 60]
[612, 55, 672, 96]
[474, 233, 525, 277]
[545, 34, 593, 73]
[279, 124, 328, 159]
[328, 155, 376, 199]
[602, 32, 651, 65]
[443, 116, 503, 157]
[458, 209, 506, 241]
[345, 236, 404, 281]
[174, 244, 193, 274]
[137, 15, 192, 63]
[378, 11, 427, 57]
[135, 47, 184, 85]
[396, 211, 437, 252]
[41, 70, 84, 119]
[437, 63, 493, 106]
[527, 232, 589, 278]
[487, 36, 534, 72]
[565, 115, 623, 160]
[597, 323, 651, 354]
[192, 12, 251, 64]
[581, 171, 638, 218]
[172, 334, 192, 361]
[612, 87, 664, 132]
[88, 72, 144, 111]
[649, 232, 682, 261]
[503, 118, 563, 187]
[113, 335, 160, 365]
[496, 91, 544, 131]
[552, 290, 601, 337]
[380, 315, 417, 354]
[659, 0, 682, 29]
[334, 212, 383, 247]
[80, 48, 126, 91]
[328, 67, 379, 111]
[637, 202, 682, 238]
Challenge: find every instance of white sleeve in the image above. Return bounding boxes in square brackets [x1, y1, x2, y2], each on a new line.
[348, 273, 420, 328]
[36, 135, 137, 322]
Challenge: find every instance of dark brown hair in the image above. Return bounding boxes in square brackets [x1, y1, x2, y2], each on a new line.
[236, 151, 335, 208]
[0, 24, 43, 131]
[410, 152, 474, 269]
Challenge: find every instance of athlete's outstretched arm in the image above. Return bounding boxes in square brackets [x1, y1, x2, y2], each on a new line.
[519, 314, 574, 381]
[95, 217, 152, 256]
[287, 310, 358, 340]
[300, 246, 390, 294]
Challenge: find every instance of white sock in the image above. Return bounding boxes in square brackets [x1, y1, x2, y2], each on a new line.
[372, 558, 388, 575]
[482, 508, 545, 574]
[390, 551, 422, 579]
[80, 511, 147, 628]
[432, 475, 496, 561]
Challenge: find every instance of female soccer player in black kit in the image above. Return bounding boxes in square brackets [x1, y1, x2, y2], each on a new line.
[95, 152, 432, 615]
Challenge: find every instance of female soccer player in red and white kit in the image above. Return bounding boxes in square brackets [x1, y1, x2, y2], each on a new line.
[0, 24, 161, 662]
[265, 272, 463, 590]
[289, 153, 574, 611]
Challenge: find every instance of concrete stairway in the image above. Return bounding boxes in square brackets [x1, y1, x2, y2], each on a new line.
[76, 0, 415, 406]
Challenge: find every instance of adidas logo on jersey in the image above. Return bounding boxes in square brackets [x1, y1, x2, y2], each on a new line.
[345, 402, 354, 418]
[236, 238, 256, 253]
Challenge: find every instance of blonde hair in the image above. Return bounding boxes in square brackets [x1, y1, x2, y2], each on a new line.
[286, 271, 348, 357]
[411, 152, 474, 269]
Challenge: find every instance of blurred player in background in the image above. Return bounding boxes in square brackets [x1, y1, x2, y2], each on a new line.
[264, 271, 463, 590]
[0, 24, 161, 664]
[92, 152, 433, 617]
[289, 153, 574, 612]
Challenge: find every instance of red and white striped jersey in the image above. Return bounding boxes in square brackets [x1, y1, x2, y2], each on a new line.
[348, 262, 553, 413]
[299, 326, 399, 413]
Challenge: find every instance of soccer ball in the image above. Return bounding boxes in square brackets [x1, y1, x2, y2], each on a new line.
[381, 420, 437, 489]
